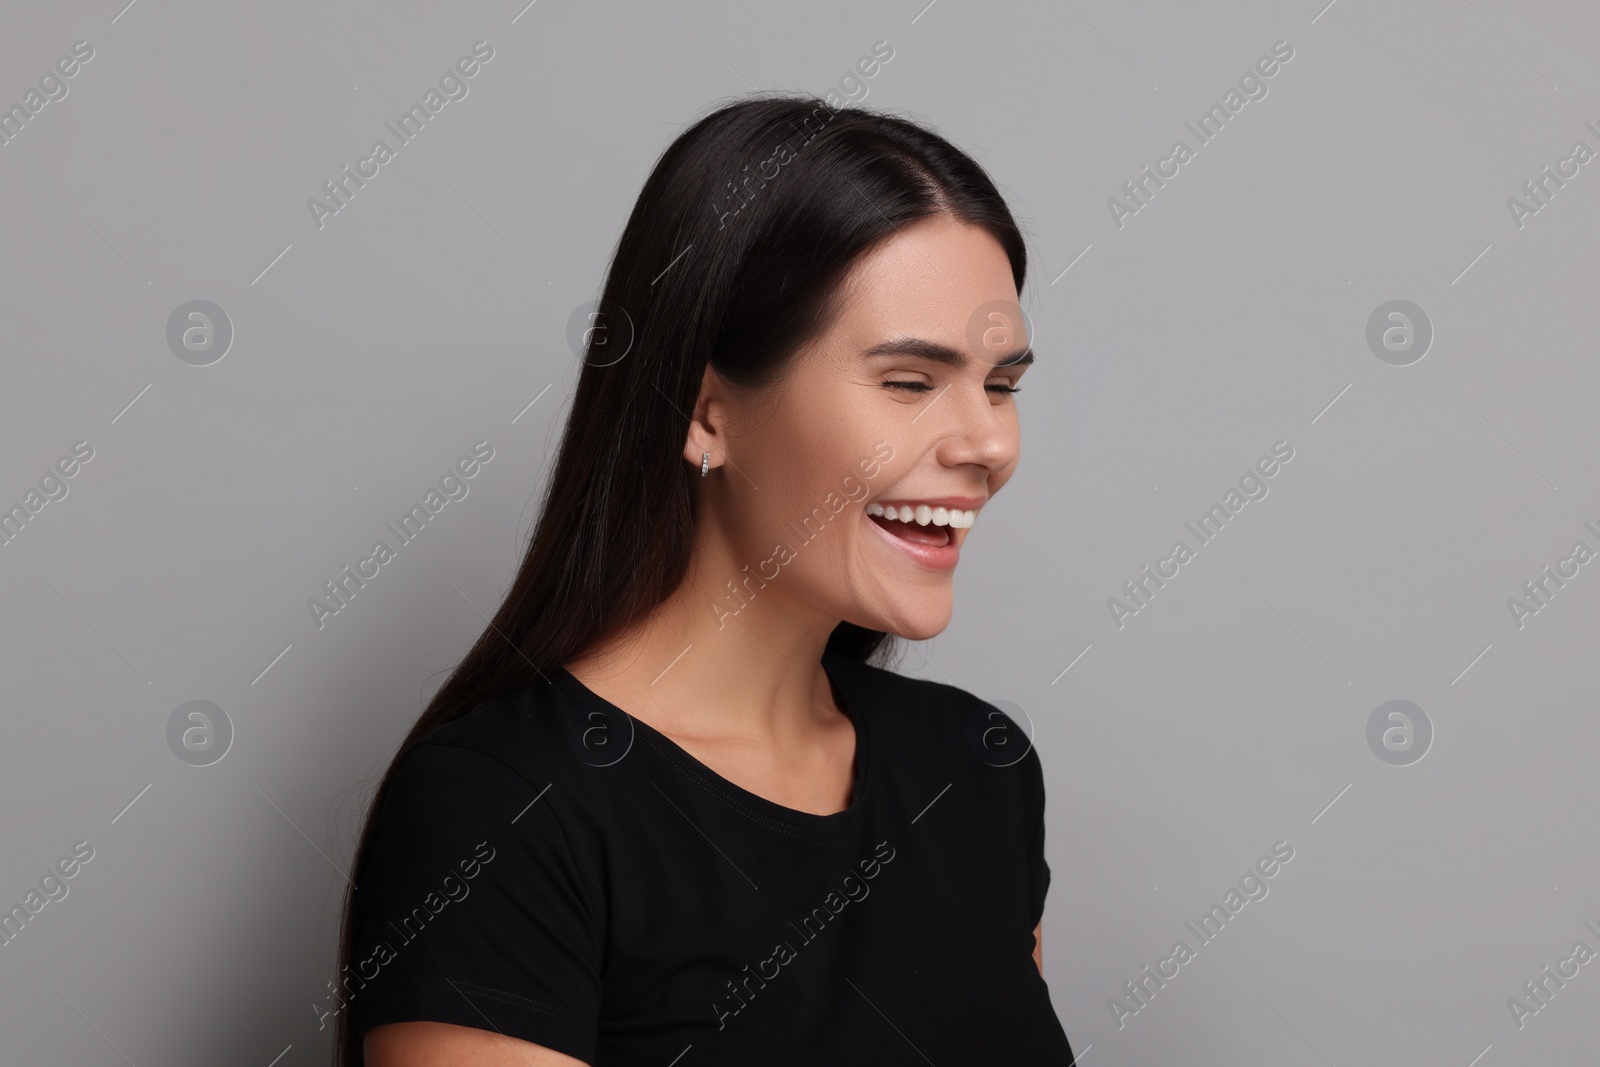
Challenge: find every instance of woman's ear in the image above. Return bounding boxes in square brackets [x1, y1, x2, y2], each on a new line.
[681, 363, 727, 471]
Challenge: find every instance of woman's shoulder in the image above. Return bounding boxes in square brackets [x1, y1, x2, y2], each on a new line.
[378, 674, 615, 819]
[349, 682, 608, 1057]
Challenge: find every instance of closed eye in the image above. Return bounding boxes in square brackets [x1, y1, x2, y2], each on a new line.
[882, 381, 1022, 394]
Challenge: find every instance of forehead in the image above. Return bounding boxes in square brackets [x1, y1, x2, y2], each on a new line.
[831, 216, 1019, 347]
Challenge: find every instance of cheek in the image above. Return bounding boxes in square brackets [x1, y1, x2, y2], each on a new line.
[723, 453, 853, 565]
[725, 376, 891, 560]
[745, 452, 872, 582]
[756, 388, 885, 490]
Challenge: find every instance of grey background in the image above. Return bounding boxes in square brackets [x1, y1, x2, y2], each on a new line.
[2, 0, 1597, 1063]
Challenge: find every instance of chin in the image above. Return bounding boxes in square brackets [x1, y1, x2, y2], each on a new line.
[868, 601, 953, 642]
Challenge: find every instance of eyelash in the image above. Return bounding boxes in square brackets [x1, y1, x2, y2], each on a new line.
[884, 381, 1022, 395]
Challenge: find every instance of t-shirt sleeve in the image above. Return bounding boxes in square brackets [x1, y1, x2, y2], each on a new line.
[348, 740, 602, 1063]
[1022, 744, 1051, 929]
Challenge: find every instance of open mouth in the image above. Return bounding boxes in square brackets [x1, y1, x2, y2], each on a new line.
[867, 511, 954, 547]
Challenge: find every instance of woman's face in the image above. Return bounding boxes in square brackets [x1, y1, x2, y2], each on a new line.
[694, 213, 1030, 641]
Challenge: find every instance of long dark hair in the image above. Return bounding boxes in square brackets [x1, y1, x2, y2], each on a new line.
[333, 91, 1027, 1064]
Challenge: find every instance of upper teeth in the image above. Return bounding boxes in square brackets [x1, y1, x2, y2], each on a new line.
[866, 502, 977, 528]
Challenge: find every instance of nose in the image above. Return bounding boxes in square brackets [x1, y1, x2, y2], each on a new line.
[927, 380, 1019, 476]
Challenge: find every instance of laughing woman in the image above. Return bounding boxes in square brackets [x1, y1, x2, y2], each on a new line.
[339, 93, 1074, 1065]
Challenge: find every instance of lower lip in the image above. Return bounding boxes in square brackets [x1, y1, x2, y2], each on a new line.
[864, 511, 961, 571]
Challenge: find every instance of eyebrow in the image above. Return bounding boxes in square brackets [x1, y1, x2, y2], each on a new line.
[863, 336, 1035, 370]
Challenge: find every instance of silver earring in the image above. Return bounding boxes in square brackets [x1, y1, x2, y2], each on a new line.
[700, 452, 710, 477]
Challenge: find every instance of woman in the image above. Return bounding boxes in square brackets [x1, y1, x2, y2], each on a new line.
[338, 93, 1074, 1065]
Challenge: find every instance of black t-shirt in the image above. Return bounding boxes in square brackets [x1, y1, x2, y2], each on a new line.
[347, 650, 1075, 1064]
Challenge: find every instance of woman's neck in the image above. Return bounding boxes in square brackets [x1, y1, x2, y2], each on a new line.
[562, 548, 843, 746]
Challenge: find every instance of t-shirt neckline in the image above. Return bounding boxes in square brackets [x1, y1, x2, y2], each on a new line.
[551, 650, 870, 835]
